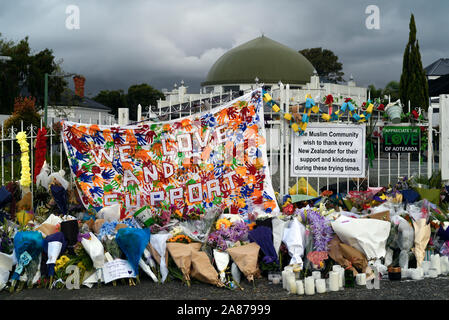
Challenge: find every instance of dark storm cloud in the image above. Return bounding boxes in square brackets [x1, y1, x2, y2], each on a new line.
[0, 0, 447, 95]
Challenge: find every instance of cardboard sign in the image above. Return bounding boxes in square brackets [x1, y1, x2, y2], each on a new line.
[382, 126, 420, 153]
[291, 123, 366, 178]
[102, 259, 136, 283]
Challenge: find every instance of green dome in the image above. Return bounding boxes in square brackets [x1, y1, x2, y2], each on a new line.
[202, 36, 315, 86]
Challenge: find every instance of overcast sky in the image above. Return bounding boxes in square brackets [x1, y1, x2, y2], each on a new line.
[0, 0, 447, 96]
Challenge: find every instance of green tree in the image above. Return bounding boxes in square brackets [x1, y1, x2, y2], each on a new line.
[126, 84, 165, 121]
[367, 84, 383, 100]
[93, 89, 127, 118]
[383, 80, 400, 101]
[399, 14, 429, 111]
[0, 34, 66, 114]
[299, 47, 344, 83]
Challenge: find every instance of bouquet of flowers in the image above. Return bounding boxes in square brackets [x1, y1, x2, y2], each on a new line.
[207, 220, 249, 251]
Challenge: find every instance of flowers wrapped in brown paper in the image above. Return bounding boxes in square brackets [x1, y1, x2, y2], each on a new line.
[16, 192, 32, 211]
[166, 242, 201, 283]
[190, 250, 224, 287]
[328, 235, 368, 274]
[412, 218, 431, 267]
[339, 242, 368, 273]
[226, 242, 261, 282]
[93, 219, 105, 234]
[36, 223, 59, 237]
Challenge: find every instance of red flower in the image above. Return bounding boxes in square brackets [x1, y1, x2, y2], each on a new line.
[412, 110, 419, 119]
[377, 104, 385, 111]
[345, 98, 352, 103]
[325, 94, 333, 105]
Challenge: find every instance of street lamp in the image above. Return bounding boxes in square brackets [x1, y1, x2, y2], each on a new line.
[44, 72, 76, 126]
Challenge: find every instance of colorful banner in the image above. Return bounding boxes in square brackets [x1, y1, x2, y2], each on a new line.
[61, 89, 279, 220]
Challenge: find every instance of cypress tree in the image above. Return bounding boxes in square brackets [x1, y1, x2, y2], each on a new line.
[399, 14, 429, 111]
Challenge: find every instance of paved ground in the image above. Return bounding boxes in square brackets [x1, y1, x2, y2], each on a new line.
[1, 274, 449, 301]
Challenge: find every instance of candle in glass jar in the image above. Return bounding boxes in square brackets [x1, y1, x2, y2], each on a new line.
[356, 273, 366, 285]
[421, 260, 431, 275]
[332, 265, 342, 272]
[428, 267, 438, 278]
[329, 271, 339, 291]
[282, 271, 288, 289]
[339, 269, 345, 289]
[441, 256, 449, 275]
[305, 277, 315, 295]
[288, 277, 297, 294]
[286, 272, 296, 292]
[296, 280, 304, 295]
[272, 275, 281, 285]
[431, 254, 441, 275]
[315, 279, 326, 293]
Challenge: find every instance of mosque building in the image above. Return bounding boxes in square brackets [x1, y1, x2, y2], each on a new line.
[155, 35, 367, 114]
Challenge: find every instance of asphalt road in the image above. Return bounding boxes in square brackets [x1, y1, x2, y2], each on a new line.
[1, 274, 449, 301]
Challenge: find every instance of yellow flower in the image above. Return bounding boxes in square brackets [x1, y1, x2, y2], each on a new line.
[77, 262, 86, 271]
[216, 218, 231, 230]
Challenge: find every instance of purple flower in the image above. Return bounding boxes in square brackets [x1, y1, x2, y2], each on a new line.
[208, 221, 249, 251]
[297, 207, 334, 252]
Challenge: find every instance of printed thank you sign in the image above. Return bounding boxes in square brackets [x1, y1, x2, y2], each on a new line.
[291, 123, 366, 178]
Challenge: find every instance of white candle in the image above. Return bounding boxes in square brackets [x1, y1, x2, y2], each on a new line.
[429, 267, 438, 278]
[305, 277, 315, 295]
[421, 260, 431, 275]
[339, 269, 345, 289]
[272, 276, 281, 285]
[411, 268, 422, 280]
[441, 256, 449, 274]
[431, 254, 441, 275]
[329, 271, 340, 291]
[315, 279, 326, 293]
[286, 272, 296, 292]
[312, 271, 321, 280]
[288, 277, 297, 294]
[296, 280, 304, 295]
[401, 268, 408, 279]
[356, 273, 366, 285]
[282, 271, 288, 289]
[332, 265, 342, 272]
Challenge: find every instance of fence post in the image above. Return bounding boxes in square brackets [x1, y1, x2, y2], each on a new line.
[279, 82, 285, 196]
[440, 95, 449, 181]
[427, 105, 433, 179]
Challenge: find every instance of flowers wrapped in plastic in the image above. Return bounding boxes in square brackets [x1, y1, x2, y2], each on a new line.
[50, 184, 68, 216]
[412, 218, 431, 267]
[331, 215, 391, 261]
[147, 233, 171, 283]
[281, 217, 306, 267]
[43, 232, 67, 288]
[115, 227, 151, 285]
[80, 232, 105, 286]
[11, 231, 44, 292]
[248, 226, 278, 265]
[60, 219, 79, 254]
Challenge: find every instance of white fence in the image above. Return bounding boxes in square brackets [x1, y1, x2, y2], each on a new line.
[0, 86, 442, 201]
